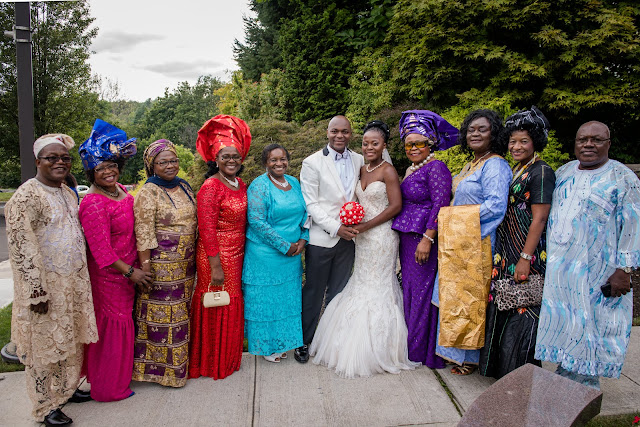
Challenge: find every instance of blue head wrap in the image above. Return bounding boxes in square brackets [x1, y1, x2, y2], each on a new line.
[79, 119, 137, 170]
[398, 110, 459, 150]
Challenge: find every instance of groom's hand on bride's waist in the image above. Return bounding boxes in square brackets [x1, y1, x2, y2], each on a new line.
[337, 225, 359, 241]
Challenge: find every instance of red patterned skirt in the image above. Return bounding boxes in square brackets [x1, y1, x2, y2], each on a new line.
[188, 237, 244, 380]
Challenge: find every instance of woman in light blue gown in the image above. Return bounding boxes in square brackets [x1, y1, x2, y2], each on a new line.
[242, 144, 308, 362]
[432, 109, 512, 375]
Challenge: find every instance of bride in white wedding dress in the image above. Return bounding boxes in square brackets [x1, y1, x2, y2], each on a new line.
[310, 121, 418, 378]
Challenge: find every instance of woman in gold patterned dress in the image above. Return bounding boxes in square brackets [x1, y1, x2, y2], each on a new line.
[132, 139, 197, 387]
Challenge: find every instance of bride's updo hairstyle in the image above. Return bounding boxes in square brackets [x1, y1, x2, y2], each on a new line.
[363, 120, 390, 144]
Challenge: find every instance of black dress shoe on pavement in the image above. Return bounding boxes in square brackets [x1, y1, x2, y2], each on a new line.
[44, 408, 73, 426]
[294, 345, 309, 363]
[67, 388, 92, 403]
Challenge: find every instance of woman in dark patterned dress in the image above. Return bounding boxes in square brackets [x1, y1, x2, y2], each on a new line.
[479, 106, 556, 379]
[391, 110, 458, 369]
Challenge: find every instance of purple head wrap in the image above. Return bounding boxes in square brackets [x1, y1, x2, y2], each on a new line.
[398, 110, 459, 150]
[143, 139, 177, 177]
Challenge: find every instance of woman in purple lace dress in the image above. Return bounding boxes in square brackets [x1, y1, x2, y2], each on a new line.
[391, 110, 458, 368]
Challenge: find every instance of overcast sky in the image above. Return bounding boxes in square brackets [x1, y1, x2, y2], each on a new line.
[87, 0, 252, 101]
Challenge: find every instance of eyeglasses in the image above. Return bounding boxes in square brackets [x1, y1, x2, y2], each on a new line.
[219, 154, 242, 162]
[38, 155, 72, 164]
[95, 163, 119, 173]
[154, 159, 179, 167]
[404, 140, 433, 150]
[575, 137, 610, 146]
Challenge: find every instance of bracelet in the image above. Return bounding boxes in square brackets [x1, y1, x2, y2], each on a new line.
[123, 265, 134, 278]
[422, 233, 435, 244]
[520, 252, 533, 261]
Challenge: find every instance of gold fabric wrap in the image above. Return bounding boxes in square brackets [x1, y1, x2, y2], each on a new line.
[437, 204, 492, 349]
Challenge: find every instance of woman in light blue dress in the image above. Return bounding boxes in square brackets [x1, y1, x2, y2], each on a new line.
[432, 109, 512, 375]
[242, 144, 309, 362]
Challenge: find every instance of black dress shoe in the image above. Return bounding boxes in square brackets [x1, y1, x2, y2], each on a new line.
[67, 388, 92, 403]
[44, 408, 72, 426]
[294, 345, 309, 363]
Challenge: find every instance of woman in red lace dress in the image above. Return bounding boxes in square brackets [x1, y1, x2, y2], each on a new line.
[189, 115, 252, 380]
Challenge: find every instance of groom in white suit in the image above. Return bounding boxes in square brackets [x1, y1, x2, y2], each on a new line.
[296, 115, 365, 363]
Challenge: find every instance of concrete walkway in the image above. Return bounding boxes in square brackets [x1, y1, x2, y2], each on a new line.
[1, 260, 638, 425]
[0, 328, 638, 426]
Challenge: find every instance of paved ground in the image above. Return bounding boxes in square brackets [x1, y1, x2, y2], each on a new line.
[0, 215, 7, 263]
[0, 236, 638, 425]
[0, 332, 638, 426]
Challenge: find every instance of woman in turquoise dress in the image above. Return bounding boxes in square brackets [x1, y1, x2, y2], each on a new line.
[242, 144, 309, 362]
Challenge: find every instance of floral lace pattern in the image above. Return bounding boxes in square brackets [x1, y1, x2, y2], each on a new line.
[5, 179, 98, 367]
[25, 343, 83, 421]
[310, 181, 418, 378]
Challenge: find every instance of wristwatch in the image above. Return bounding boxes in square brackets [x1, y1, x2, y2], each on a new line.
[123, 265, 134, 278]
[520, 252, 533, 261]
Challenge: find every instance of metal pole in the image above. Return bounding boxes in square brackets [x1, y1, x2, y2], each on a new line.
[15, 2, 35, 182]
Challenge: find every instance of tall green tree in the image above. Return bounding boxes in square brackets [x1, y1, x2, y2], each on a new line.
[348, 0, 640, 160]
[0, 1, 103, 186]
[135, 75, 224, 150]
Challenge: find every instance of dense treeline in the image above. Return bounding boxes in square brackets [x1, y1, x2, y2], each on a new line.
[0, 1, 637, 188]
[232, 0, 640, 162]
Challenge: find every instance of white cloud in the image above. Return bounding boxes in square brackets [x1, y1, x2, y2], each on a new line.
[91, 32, 164, 54]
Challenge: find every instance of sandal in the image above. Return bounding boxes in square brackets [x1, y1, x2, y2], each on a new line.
[451, 364, 475, 376]
[280, 352, 288, 359]
[263, 354, 281, 363]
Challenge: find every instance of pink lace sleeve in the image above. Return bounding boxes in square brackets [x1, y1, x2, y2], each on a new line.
[79, 194, 120, 269]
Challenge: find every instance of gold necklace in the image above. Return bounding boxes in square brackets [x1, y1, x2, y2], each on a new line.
[97, 184, 119, 198]
[512, 154, 538, 183]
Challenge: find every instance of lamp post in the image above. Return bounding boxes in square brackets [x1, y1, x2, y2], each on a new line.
[4, 2, 35, 182]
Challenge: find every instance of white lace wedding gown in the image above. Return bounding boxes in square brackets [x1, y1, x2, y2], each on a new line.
[309, 181, 418, 378]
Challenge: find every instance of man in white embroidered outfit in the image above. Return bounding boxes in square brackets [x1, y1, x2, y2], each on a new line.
[297, 115, 364, 363]
[5, 134, 98, 425]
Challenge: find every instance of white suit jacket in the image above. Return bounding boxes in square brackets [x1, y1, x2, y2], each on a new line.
[300, 146, 365, 248]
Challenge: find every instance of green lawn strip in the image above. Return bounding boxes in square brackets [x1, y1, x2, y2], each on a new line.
[0, 303, 25, 373]
[0, 192, 14, 203]
[586, 413, 639, 426]
[633, 317, 640, 327]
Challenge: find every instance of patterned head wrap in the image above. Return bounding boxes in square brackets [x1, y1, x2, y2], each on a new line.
[78, 119, 137, 170]
[33, 134, 75, 157]
[398, 110, 459, 150]
[504, 105, 550, 137]
[143, 139, 178, 177]
[196, 115, 252, 163]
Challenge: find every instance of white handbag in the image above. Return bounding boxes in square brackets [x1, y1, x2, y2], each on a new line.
[202, 284, 230, 308]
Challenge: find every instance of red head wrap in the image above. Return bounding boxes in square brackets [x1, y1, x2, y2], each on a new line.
[196, 115, 252, 163]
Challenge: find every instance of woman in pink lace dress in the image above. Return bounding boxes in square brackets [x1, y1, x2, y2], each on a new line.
[78, 120, 152, 401]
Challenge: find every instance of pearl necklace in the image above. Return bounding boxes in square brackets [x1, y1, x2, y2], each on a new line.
[269, 173, 289, 188]
[220, 173, 239, 188]
[366, 161, 385, 173]
[408, 153, 435, 172]
[97, 184, 119, 198]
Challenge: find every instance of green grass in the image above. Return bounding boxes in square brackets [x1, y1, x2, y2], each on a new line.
[586, 413, 639, 426]
[633, 317, 640, 327]
[0, 303, 25, 373]
[0, 192, 14, 202]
